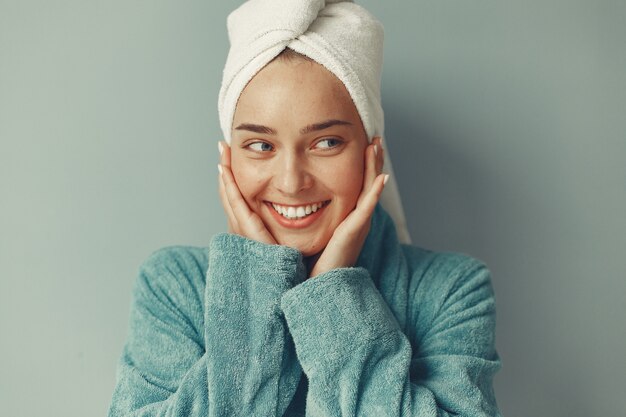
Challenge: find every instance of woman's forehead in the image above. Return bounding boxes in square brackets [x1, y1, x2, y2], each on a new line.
[234, 59, 361, 128]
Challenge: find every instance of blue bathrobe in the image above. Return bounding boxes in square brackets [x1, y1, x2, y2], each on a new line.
[108, 204, 502, 416]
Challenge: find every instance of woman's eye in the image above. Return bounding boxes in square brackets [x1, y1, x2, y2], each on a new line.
[314, 138, 343, 149]
[247, 141, 273, 152]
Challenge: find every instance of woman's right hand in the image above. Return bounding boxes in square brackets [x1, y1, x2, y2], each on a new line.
[217, 141, 277, 245]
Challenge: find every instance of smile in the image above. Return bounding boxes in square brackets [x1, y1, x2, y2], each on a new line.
[264, 200, 331, 229]
[270, 201, 330, 219]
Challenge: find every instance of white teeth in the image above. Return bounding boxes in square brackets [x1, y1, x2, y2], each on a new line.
[271, 201, 326, 219]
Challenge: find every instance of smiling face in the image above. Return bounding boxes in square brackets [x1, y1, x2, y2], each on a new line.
[230, 55, 369, 256]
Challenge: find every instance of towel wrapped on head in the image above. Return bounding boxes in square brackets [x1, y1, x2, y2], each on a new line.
[218, 0, 411, 244]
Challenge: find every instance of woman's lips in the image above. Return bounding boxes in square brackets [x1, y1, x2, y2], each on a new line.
[264, 200, 330, 229]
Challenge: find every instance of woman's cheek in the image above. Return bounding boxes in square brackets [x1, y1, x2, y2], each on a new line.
[329, 155, 364, 199]
[231, 161, 265, 209]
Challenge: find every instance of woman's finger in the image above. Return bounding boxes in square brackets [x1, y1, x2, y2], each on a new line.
[218, 167, 239, 233]
[218, 150, 276, 245]
[220, 162, 253, 223]
[354, 173, 388, 224]
[358, 137, 379, 206]
[219, 141, 253, 230]
[365, 139, 378, 187]
[217, 142, 239, 233]
[376, 136, 384, 176]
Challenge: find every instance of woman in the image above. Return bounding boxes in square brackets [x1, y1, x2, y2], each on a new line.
[108, 1, 502, 416]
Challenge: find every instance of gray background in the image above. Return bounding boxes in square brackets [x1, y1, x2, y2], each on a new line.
[1, 1, 625, 416]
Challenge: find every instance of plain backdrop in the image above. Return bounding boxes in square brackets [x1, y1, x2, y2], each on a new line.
[1, 1, 625, 416]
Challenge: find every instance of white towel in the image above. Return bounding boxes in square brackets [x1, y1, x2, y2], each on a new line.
[218, 0, 411, 244]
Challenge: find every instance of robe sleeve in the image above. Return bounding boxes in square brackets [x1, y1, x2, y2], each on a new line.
[108, 235, 306, 417]
[107, 246, 210, 417]
[279, 254, 502, 417]
[204, 233, 305, 416]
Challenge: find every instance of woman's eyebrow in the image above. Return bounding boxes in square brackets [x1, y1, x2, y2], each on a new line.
[234, 119, 352, 135]
[300, 119, 352, 134]
[234, 123, 277, 134]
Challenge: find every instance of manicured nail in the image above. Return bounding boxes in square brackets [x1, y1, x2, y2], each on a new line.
[217, 164, 223, 175]
[374, 144, 378, 156]
[383, 174, 389, 185]
[218, 142, 223, 155]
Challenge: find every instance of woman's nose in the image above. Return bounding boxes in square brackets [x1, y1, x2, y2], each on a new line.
[273, 154, 313, 196]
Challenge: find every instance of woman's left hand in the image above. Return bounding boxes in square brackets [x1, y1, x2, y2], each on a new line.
[308, 137, 388, 278]
[218, 141, 278, 246]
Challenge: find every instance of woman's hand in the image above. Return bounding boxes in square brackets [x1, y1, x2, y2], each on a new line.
[308, 137, 388, 278]
[217, 141, 277, 245]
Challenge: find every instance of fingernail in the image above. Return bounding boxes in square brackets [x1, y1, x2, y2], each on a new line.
[218, 142, 223, 155]
[383, 174, 389, 185]
[217, 164, 223, 175]
[374, 144, 378, 156]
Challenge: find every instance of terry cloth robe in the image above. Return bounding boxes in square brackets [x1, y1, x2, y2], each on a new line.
[107, 204, 503, 416]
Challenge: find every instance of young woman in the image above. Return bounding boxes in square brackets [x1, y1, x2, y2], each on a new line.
[108, 1, 502, 416]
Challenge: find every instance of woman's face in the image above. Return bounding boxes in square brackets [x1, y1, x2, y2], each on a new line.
[230, 57, 369, 256]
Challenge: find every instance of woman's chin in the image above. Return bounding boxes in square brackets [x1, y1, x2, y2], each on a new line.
[275, 235, 327, 257]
